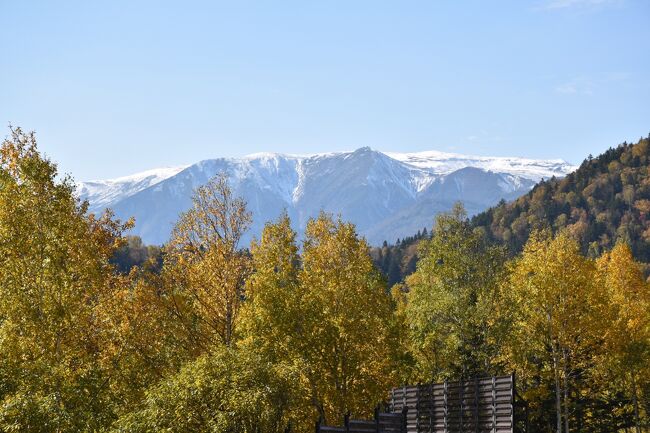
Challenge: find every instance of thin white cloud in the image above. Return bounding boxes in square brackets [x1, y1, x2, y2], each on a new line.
[538, 0, 620, 10]
[555, 83, 579, 94]
[554, 73, 628, 96]
[555, 78, 594, 95]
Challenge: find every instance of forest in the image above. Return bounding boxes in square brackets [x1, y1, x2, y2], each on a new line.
[474, 136, 650, 264]
[0, 127, 648, 433]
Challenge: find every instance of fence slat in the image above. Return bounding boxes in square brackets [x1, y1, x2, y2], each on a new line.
[388, 375, 523, 433]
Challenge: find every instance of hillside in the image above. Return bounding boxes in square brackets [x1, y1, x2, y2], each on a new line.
[372, 135, 650, 284]
[472, 135, 650, 267]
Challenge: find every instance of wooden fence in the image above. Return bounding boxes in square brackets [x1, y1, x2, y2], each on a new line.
[388, 374, 528, 433]
[316, 408, 408, 433]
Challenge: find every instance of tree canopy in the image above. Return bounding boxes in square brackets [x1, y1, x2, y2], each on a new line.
[0, 127, 647, 432]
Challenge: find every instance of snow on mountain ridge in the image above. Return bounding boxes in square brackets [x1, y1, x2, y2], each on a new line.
[385, 150, 576, 180]
[77, 148, 574, 213]
[100, 166, 190, 184]
[75, 147, 576, 245]
[78, 165, 189, 212]
[237, 148, 575, 181]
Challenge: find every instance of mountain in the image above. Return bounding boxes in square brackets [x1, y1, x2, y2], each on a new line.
[78, 147, 575, 246]
[77, 166, 188, 211]
[472, 135, 650, 266]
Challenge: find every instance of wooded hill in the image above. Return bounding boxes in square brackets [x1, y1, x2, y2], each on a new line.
[374, 135, 650, 283]
[474, 136, 650, 263]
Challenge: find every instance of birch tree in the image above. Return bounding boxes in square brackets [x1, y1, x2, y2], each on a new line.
[596, 243, 650, 433]
[503, 230, 605, 433]
[298, 213, 397, 424]
[404, 203, 507, 381]
[162, 173, 251, 353]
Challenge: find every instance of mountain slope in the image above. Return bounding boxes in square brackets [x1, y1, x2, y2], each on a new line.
[472, 135, 650, 264]
[78, 147, 575, 246]
[78, 166, 189, 212]
[364, 167, 537, 244]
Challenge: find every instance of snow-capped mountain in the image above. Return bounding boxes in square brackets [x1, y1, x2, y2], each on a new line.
[78, 165, 188, 211]
[77, 148, 576, 246]
[385, 150, 574, 180]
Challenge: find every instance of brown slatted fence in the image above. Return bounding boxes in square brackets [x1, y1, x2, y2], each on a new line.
[389, 374, 526, 433]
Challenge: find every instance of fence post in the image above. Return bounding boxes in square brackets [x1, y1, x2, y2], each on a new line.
[401, 406, 409, 433]
[475, 377, 479, 433]
[344, 412, 350, 433]
[416, 383, 420, 433]
[429, 382, 434, 433]
[443, 380, 448, 433]
[492, 377, 496, 433]
[315, 418, 321, 433]
[374, 405, 380, 433]
[460, 379, 464, 433]
[511, 372, 516, 433]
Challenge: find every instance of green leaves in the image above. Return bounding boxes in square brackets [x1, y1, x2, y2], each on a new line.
[404, 203, 506, 381]
[1, 127, 647, 433]
[115, 347, 299, 433]
[241, 212, 398, 428]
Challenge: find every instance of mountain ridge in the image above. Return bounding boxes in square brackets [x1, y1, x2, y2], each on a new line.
[78, 147, 576, 246]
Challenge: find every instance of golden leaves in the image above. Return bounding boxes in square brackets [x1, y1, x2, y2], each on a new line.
[162, 173, 252, 350]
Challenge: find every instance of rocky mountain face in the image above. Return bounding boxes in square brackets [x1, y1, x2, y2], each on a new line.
[78, 147, 575, 246]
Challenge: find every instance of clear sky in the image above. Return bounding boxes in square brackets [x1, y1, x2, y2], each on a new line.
[1, 0, 648, 180]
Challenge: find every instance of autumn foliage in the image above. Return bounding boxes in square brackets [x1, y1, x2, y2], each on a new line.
[0, 128, 648, 432]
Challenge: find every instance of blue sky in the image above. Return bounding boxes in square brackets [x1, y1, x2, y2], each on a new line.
[1, 0, 648, 180]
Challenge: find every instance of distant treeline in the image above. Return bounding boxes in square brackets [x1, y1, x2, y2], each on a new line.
[111, 235, 163, 274]
[113, 227, 426, 287]
[1, 127, 648, 433]
[369, 229, 429, 287]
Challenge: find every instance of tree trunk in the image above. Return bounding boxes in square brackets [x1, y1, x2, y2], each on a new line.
[563, 349, 570, 433]
[225, 301, 232, 346]
[563, 373, 570, 433]
[553, 346, 563, 433]
[631, 371, 641, 433]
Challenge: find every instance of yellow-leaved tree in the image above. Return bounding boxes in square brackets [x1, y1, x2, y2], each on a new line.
[595, 243, 650, 433]
[240, 211, 302, 362]
[240, 212, 400, 430]
[239, 212, 313, 429]
[299, 213, 397, 425]
[0, 127, 131, 431]
[116, 208, 301, 433]
[502, 230, 607, 433]
[161, 173, 252, 354]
